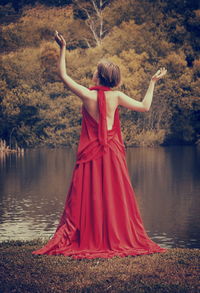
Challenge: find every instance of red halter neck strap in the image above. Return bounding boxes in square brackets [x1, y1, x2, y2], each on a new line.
[89, 85, 111, 148]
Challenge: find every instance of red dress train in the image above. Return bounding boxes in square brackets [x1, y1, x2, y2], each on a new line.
[32, 85, 167, 259]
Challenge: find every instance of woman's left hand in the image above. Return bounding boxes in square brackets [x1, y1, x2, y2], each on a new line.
[151, 67, 167, 82]
[55, 30, 66, 48]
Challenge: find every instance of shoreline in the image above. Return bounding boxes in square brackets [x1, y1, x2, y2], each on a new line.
[0, 239, 199, 293]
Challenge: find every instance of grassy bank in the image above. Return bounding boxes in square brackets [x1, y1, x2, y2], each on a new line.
[0, 238, 199, 293]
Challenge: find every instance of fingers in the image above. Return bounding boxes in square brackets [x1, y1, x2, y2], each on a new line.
[157, 67, 166, 74]
[54, 30, 63, 40]
[55, 31, 65, 42]
[160, 67, 167, 74]
[55, 31, 61, 41]
[157, 67, 167, 77]
[54, 30, 66, 48]
[54, 31, 60, 39]
[55, 35, 61, 41]
[54, 31, 63, 45]
[151, 67, 167, 82]
[60, 34, 66, 43]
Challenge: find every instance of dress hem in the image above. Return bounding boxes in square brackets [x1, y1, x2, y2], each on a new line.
[32, 247, 168, 260]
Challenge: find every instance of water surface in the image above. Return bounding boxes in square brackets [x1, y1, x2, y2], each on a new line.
[0, 146, 199, 249]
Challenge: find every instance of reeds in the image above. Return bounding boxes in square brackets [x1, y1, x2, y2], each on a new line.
[0, 139, 24, 154]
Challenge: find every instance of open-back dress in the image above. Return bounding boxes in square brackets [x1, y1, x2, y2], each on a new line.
[32, 85, 167, 259]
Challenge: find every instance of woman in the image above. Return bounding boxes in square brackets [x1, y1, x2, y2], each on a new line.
[32, 31, 167, 259]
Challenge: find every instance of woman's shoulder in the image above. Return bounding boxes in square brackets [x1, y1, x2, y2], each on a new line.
[106, 89, 121, 97]
[104, 90, 121, 108]
[107, 90, 124, 104]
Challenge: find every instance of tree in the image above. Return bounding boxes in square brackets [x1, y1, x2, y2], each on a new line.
[73, 0, 111, 47]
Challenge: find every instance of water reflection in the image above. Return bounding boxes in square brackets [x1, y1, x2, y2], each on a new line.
[0, 147, 76, 241]
[0, 146, 199, 249]
[126, 146, 200, 248]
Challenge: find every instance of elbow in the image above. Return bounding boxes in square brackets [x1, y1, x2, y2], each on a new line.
[57, 70, 66, 80]
[57, 65, 65, 77]
[142, 104, 150, 112]
[143, 106, 150, 112]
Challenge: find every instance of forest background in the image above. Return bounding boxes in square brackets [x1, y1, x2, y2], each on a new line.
[0, 0, 200, 148]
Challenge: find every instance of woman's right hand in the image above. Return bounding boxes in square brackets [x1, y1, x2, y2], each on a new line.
[151, 67, 167, 83]
[54, 30, 66, 48]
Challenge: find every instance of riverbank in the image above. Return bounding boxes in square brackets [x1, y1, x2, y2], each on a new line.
[0, 239, 199, 293]
[0, 139, 24, 154]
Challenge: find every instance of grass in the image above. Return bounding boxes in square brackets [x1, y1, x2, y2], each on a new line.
[0, 238, 199, 293]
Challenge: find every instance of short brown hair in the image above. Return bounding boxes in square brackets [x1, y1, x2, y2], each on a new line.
[97, 59, 121, 88]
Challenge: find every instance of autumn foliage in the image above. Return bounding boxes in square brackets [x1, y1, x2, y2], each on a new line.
[0, 0, 200, 147]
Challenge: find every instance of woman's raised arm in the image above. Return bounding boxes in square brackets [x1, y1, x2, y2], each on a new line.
[55, 31, 93, 101]
[117, 67, 167, 112]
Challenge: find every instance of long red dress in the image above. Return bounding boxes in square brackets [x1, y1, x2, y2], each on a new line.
[32, 85, 167, 259]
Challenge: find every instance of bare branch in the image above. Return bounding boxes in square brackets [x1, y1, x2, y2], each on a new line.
[102, 28, 109, 36]
[101, 0, 110, 9]
[73, 0, 91, 19]
[91, 0, 101, 17]
[83, 38, 92, 48]
[82, 6, 92, 19]
[73, 0, 109, 46]
[86, 18, 101, 46]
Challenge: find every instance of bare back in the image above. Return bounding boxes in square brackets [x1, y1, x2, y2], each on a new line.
[83, 90, 119, 131]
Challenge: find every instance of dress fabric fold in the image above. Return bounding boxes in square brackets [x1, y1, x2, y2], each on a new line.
[32, 85, 167, 259]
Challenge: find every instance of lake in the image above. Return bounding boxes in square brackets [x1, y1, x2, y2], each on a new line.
[0, 146, 199, 249]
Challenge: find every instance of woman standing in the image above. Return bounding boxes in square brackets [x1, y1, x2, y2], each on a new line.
[32, 31, 167, 259]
